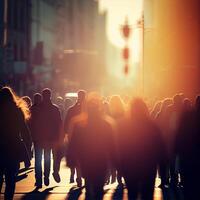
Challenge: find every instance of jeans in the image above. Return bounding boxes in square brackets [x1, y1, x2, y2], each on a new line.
[0, 159, 19, 200]
[34, 143, 61, 184]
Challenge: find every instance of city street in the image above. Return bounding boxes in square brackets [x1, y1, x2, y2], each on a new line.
[0, 160, 166, 200]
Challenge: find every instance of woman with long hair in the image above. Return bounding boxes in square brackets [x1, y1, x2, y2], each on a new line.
[0, 86, 31, 200]
[118, 98, 165, 200]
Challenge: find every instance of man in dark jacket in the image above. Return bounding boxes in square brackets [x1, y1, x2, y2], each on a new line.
[31, 89, 62, 188]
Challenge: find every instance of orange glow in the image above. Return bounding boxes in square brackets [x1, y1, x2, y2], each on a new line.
[99, 0, 143, 79]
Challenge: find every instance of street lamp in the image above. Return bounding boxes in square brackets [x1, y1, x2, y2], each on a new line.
[136, 14, 144, 95]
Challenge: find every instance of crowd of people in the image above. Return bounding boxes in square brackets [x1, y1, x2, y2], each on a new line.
[0, 86, 200, 200]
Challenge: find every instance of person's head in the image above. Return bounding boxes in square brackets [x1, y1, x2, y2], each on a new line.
[103, 101, 110, 115]
[0, 86, 30, 120]
[64, 98, 73, 109]
[195, 95, 200, 110]
[160, 98, 173, 112]
[56, 96, 63, 106]
[179, 93, 185, 101]
[183, 98, 192, 111]
[109, 95, 125, 118]
[86, 92, 103, 118]
[0, 86, 15, 105]
[130, 98, 149, 120]
[77, 90, 86, 103]
[33, 93, 42, 105]
[151, 101, 162, 114]
[42, 88, 52, 103]
[173, 94, 183, 107]
[22, 96, 32, 108]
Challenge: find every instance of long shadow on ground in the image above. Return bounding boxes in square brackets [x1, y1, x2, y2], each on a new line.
[20, 187, 57, 200]
[66, 186, 84, 200]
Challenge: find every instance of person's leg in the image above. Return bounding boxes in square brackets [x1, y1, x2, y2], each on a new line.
[117, 170, 123, 186]
[93, 176, 105, 200]
[44, 148, 51, 186]
[105, 168, 111, 185]
[125, 176, 138, 200]
[0, 164, 4, 193]
[76, 166, 82, 187]
[159, 163, 168, 187]
[34, 143, 43, 187]
[4, 162, 19, 200]
[52, 148, 61, 183]
[111, 168, 116, 183]
[183, 167, 200, 200]
[70, 167, 75, 183]
[169, 158, 178, 187]
[141, 173, 156, 200]
[85, 178, 93, 200]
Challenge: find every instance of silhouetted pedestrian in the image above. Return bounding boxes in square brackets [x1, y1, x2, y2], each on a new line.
[32, 88, 62, 188]
[118, 98, 165, 200]
[56, 96, 64, 120]
[64, 90, 86, 186]
[68, 93, 116, 200]
[0, 87, 31, 200]
[22, 95, 33, 169]
[176, 96, 200, 199]
[155, 98, 173, 187]
[165, 94, 183, 187]
[64, 98, 73, 117]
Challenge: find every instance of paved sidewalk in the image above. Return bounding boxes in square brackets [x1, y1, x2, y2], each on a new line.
[0, 160, 165, 200]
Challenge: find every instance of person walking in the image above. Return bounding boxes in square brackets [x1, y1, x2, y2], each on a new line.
[32, 88, 62, 188]
[68, 93, 116, 199]
[64, 90, 86, 186]
[118, 98, 165, 200]
[0, 87, 31, 200]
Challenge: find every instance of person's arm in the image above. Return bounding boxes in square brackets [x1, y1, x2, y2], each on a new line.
[56, 108, 64, 145]
[18, 110, 32, 157]
[67, 124, 79, 168]
[64, 108, 72, 134]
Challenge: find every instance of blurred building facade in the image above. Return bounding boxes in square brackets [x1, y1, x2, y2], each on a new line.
[31, 0, 67, 92]
[53, 0, 108, 94]
[144, 0, 200, 98]
[0, 0, 31, 95]
[0, 0, 109, 95]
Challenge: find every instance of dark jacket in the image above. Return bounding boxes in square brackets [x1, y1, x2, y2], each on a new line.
[35, 102, 62, 147]
[0, 105, 31, 163]
[68, 115, 116, 178]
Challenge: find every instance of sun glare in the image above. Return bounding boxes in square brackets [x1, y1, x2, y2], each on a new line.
[99, 0, 143, 63]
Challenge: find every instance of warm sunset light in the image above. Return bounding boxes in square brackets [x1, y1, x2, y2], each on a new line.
[99, 0, 143, 61]
[1, 1, 200, 199]
[100, 1, 143, 59]
[98, 0, 144, 93]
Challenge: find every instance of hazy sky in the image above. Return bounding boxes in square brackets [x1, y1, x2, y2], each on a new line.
[99, 0, 143, 62]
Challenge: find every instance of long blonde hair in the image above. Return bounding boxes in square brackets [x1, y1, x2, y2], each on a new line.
[0, 86, 31, 120]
